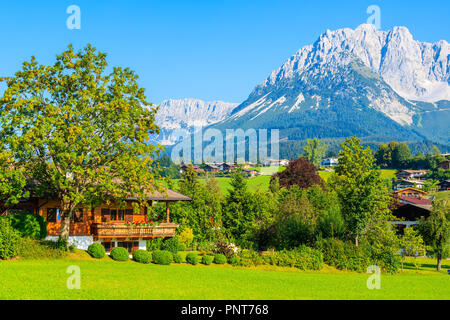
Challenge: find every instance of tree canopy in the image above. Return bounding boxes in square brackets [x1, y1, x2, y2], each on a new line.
[329, 137, 392, 245]
[0, 44, 162, 244]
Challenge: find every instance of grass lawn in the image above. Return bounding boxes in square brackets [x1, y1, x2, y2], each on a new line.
[433, 190, 450, 202]
[0, 251, 448, 300]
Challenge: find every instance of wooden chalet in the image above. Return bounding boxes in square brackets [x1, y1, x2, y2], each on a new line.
[393, 187, 427, 199]
[395, 170, 428, 181]
[438, 160, 450, 170]
[1, 188, 191, 253]
[437, 180, 450, 191]
[203, 164, 220, 173]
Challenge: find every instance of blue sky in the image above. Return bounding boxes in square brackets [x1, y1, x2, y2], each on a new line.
[0, 0, 448, 104]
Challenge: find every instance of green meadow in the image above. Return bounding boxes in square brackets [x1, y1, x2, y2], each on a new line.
[171, 169, 397, 195]
[0, 251, 448, 300]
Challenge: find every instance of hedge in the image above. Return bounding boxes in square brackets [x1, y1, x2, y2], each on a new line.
[201, 255, 214, 265]
[152, 250, 173, 265]
[213, 254, 227, 264]
[173, 252, 183, 263]
[0, 218, 22, 259]
[185, 252, 199, 265]
[4, 213, 47, 239]
[87, 243, 105, 259]
[161, 236, 179, 255]
[110, 247, 129, 261]
[132, 249, 152, 264]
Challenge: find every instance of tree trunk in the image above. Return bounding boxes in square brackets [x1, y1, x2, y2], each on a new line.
[437, 255, 442, 272]
[59, 201, 73, 249]
[355, 235, 359, 247]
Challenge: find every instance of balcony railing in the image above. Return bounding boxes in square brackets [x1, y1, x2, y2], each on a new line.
[93, 222, 178, 239]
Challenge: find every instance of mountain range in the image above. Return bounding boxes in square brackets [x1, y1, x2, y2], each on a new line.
[154, 98, 238, 145]
[155, 24, 449, 150]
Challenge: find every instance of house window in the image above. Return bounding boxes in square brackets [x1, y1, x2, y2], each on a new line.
[102, 208, 132, 222]
[73, 209, 84, 223]
[102, 242, 115, 253]
[117, 241, 139, 254]
[46, 208, 60, 222]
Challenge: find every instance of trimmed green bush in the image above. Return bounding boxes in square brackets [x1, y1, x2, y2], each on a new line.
[213, 254, 227, 264]
[110, 247, 129, 261]
[162, 236, 179, 255]
[152, 250, 173, 265]
[69, 244, 76, 253]
[173, 252, 183, 263]
[0, 218, 22, 259]
[177, 243, 186, 251]
[87, 243, 105, 259]
[5, 213, 47, 239]
[201, 255, 214, 265]
[132, 249, 152, 264]
[185, 252, 199, 265]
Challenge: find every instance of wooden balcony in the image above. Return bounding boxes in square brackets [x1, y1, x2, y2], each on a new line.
[93, 222, 178, 240]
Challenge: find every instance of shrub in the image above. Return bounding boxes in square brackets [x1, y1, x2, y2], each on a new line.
[5, 213, 47, 239]
[0, 218, 22, 260]
[185, 252, 199, 265]
[69, 244, 76, 253]
[201, 255, 214, 265]
[173, 252, 183, 263]
[316, 238, 370, 272]
[227, 255, 240, 266]
[17, 238, 68, 260]
[177, 243, 186, 251]
[147, 238, 163, 251]
[152, 250, 173, 265]
[178, 227, 194, 247]
[213, 253, 227, 264]
[269, 246, 323, 270]
[56, 238, 68, 251]
[132, 249, 152, 264]
[236, 249, 264, 267]
[110, 247, 129, 261]
[370, 250, 401, 274]
[87, 243, 105, 259]
[162, 236, 179, 255]
[214, 239, 241, 257]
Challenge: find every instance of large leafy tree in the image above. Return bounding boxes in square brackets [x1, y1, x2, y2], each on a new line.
[418, 199, 449, 271]
[391, 142, 412, 169]
[329, 137, 392, 246]
[302, 138, 328, 166]
[170, 165, 222, 243]
[272, 157, 323, 190]
[0, 45, 162, 245]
